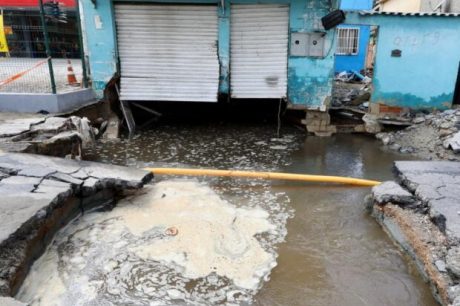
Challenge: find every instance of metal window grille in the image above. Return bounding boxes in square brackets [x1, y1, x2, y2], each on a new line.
[336, 27, 360, 55]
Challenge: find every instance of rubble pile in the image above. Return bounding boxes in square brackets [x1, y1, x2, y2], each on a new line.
[375, 109, 460, 161]
[332, 69, 372, 111]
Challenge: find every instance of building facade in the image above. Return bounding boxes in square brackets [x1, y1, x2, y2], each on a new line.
[80, 0, 338, 110]
[334, 0, 373, 73]
[346, 11, 460, 110]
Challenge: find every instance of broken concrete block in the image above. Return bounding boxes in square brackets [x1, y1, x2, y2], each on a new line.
[395, 161, 460, 240]
[0, 297, 27, 306]
[413, 117, 425, 124]
[399, 146, 415, 154]
[372, 181, 415, 205]
[30, 117, 71, 133]
[362, 114, 382, 134]
[447, 247, 460, 278]
[448, 132, 460, 153]
[435, 259, 447, 273]
[0, 118, 45, 138]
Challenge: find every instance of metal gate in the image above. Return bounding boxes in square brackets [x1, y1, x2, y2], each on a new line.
[114, 4, 219, 102]
[230, 4, 289, 99]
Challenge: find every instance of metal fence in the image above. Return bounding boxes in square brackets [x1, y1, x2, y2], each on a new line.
[0, 1, 87, 94]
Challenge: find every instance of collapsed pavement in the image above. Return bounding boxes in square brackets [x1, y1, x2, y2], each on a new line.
[0, 114, 106, 158]
[366, 161, 460, 306]
[0, 153, 153, 304]
[375, 109, 460, 161]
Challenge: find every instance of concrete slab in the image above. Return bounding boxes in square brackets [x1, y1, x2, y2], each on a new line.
[0, 118, 45, 137]
[448, 132, 460, 153]
[30, 117, 70, 133]
[0, 194, 53, 243]
[0, 115, 82, 157]
[395, 161, 460, 241]
[0, 297, 27, 306]
[372, 181, 415, 205]
[0, 152, 153, 297]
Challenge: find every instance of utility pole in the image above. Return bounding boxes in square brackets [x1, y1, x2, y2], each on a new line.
[38, 0, 57, 94]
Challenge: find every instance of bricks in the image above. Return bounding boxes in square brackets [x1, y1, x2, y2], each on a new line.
[304, 110, 337, 137]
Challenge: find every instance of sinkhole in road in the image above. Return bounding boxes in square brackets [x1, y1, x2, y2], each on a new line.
[17, 123, 438, 306]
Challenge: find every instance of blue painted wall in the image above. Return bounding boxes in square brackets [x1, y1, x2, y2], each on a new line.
[340, 0, 373, 10]
[334, 0, 373, 73]
[345, 12, 460, 110]
[288, 0, 336, 110]
[81, 0, 336, 109]
[81, 1, 118, 96]
[334, 25, 370, 73]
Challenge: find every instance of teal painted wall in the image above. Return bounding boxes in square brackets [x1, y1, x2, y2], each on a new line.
[81, 1, 118, 98]
[345, 13, 460, 110]
[81, 0, 336, 108]
[335, 25, 370, 73]
[288, 0, 336, 109]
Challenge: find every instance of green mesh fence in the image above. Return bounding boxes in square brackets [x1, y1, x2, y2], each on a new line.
[0, 7, 83, 94]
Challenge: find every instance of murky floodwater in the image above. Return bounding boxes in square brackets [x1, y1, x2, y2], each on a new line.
[18, 122, 437, 306]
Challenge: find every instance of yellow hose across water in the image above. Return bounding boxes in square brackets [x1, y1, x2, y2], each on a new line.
[144, 168, 381, 187]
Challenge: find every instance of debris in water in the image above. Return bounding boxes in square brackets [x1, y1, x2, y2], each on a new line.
[165, 226, 179, 236]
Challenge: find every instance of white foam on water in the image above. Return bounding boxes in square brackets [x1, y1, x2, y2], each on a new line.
[115, 181, 277, 290]
[17, 180, 290, 306]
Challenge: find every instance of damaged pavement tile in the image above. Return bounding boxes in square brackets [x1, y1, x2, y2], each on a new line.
[372, 181, 415, 205]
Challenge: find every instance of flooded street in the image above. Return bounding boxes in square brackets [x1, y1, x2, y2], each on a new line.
[18, 122, 437, 305]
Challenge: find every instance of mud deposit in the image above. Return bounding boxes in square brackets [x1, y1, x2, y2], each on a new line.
[18, 123, 438, 305]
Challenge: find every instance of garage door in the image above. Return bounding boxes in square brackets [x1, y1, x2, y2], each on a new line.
[114, 4, 219, 102]
[230, 4, 289, 99]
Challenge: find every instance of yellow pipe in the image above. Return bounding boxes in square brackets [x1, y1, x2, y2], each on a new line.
[144, 168, 381, 187]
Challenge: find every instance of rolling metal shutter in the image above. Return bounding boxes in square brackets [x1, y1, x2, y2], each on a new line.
[114, 4, 219, 102]
[230, 4, 289, 99]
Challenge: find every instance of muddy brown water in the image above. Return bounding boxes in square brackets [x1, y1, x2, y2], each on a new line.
[20, 122, 437, 305]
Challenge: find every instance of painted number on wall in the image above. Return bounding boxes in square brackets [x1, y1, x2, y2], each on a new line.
[393, 32, 440, 49]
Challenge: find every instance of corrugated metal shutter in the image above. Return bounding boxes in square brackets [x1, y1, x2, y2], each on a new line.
[114, 4, 219, 102]
[230, 4, 289, 99]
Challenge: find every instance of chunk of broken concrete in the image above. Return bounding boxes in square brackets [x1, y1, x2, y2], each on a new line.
[0, 118, 45, 138]
[30, 117, 71, 133]
[0, 297, 27, 306]
[448, 132, 460, 153]
[362, 114, 382, 134]
[447, 247, 460, 278]
[372, 181, 415, 205]
[413, 117, 425, 124]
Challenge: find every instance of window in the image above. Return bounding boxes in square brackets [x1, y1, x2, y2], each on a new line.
[336, 27, 360, 55]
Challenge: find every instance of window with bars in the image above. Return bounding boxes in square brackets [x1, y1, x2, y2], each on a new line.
[336, 27, 360, 55]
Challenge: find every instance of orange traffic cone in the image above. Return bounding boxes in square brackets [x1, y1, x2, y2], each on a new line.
[67, 59, 79, 86]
